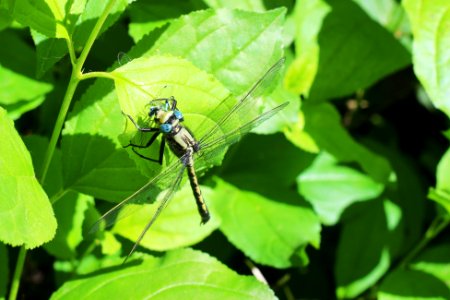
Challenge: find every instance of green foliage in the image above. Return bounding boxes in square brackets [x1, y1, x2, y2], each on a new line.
[51, 249, 275, 300]
[1, 0, 450, 299]
[0, 108, 57, 249]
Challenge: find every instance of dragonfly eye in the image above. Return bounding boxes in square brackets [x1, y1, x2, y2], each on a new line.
[173, 109, 183, 120]
[160, 123, 172, 133]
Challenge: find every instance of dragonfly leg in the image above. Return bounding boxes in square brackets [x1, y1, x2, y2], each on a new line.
[125, 114, 159, 132]
[126, 133, 166, 164]
[123, 114, 165, 164]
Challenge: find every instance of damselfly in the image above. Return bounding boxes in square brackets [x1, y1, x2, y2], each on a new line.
[93, 58, 289, 261]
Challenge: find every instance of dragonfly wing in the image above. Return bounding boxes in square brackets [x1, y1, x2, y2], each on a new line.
[195, 102, 288, 168]
[198, 58, 286, 147]
[124, 157, 187, 262]
[90, 156, 185, 233]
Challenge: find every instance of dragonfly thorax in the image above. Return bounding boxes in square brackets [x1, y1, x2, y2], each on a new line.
[148, 101, 200, 158]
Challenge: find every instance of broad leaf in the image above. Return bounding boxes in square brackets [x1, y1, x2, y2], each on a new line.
[128, 0, 205, 42]
[31, 0, 129, 76]
[308, 0, 410, 101]
[111, 55, 232, 176]
[297, 152, 385, 225]
[44, 192, 92, 259]
[150, 8, 286, 97]
[335, 199, 402, 298]
[203, 0, 265, 11]
[112, 184, 219, 251]
[212, 178, 320, 268]
[354, 0, 410, 33]
[0, 29, 53, 119]
[62, 79, 147, 202]
[379, 269, 450, 300]
[404, 0, 450, 118]
[51, 249, 276, 300]
[285, 0, 330, 95]
[0, 107, 56, 248]
[301, 103, 392, 183]
[10, 0, 65, 38]
[429, 148, 450, 214]
[410, 244, 450, 288]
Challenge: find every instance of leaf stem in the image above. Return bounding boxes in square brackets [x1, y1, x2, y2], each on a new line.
[80, 71, 117, 81]
[8, 246, 26, 300]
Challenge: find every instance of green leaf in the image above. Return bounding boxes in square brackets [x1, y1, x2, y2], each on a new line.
[62, 78, 147, 202]
[336, 199, 403, 298]
[212, 178, 320, 268]
[354, 0, 410, 34]
[111, 55, 232, 176]
[0, 107, 56, 248]
[128, 0, 204, 43]
[0, 1, 13, 30]
[112, 183, 219, 251]
[32, 0, 129, 77]
[22, 136, 93, 258]
[10, 0, 63, 38]
[23, 135, 63, 199]
[297, 152, 385, 225]
[0, 29, 53, 119]
[31, 30, 68, 78]
[301, 103, 392, 183]
[429, 147, 450, 214]
[51, 248, 276, 300]
[378, 269, 450, 300]
[308, 0, 410, 101]
[202, 0, 266, 11]
[285, 0, 330, 95]
[0, 243, 7, 300]
[411, 244, 450, 288]
[44, 192, 92, 259]
[150, 8, 286, 97]
[403, 0, 450, 118]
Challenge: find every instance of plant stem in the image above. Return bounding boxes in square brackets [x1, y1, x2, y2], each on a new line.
[9, 1, 119, 300]
[39, 0, 118, 183]
[39, 72, 80, 182]
[398, 216, 450, 269]
[8, 247, 26, 300]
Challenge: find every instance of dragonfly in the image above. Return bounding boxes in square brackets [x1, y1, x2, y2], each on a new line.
[93, 58, 289, 262]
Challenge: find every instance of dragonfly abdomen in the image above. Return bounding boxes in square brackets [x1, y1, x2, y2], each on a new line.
[185, 158, 210, 224]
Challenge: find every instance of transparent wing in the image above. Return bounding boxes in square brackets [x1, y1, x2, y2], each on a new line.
[198, 58, 286, 147]
[195, 102, 288, 169]
[90, 156, 186, 233]
[123, 159, 186, 262]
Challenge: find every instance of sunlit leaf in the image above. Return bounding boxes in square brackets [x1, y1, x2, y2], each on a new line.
[404, 0, 450, 118]
[212, 178, 320, 268]
[62, 79, 147, 202]
[112, 183, 219, 251]
[151, 8, 286, 97]
[0, 107, 56, 248]
[0, 30, 53, 119]
[298, 152, 385, 225]
[51, 249, 276, 300]
[302, 103, 392, 183]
